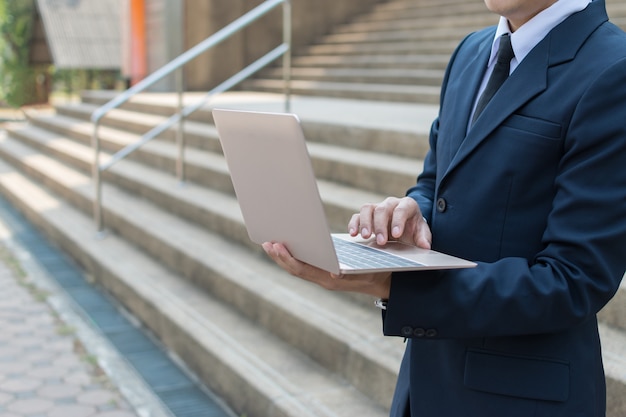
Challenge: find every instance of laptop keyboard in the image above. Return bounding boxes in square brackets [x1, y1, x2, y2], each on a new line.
[332, 236, 424, 270]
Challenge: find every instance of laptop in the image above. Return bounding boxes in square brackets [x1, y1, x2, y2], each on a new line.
[212, 108, 476, 275]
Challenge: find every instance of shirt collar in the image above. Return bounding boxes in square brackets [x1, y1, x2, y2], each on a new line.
[488, 0, 592, 70]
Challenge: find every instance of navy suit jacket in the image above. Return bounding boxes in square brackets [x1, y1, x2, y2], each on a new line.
[384, 1, 626, 416]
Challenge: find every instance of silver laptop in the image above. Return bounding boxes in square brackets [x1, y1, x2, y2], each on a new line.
[212, 108, 476, 275]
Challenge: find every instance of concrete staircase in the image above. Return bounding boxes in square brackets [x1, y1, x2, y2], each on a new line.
[1, 0, 625, 416]
[244, 0, 626, 103]
[243, 0, 494, 102]
[0, 91, 420, 417]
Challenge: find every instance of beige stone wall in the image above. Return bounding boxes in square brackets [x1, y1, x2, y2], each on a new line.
[183, 0, 380, 91]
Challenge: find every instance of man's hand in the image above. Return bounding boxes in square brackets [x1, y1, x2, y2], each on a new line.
[348, 196, 432, 249]
[262, 242, 392, 299]
[261, 196, 430, 298]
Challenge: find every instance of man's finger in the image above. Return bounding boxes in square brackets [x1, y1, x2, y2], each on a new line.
[391, 197, 419, 239]
[358, 203, 376, 238]
[348, 213, 361, 236]
[373, 198, 400, 245]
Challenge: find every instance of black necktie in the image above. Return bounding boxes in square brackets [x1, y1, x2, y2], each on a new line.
[472, 33, 515, 123]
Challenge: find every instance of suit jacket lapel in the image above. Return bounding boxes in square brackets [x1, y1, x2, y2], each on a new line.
[440, 34, 493, 166]
[440, 0, 608, 183]
[449, 46, 549, 170]
[443, 43, 549, 181]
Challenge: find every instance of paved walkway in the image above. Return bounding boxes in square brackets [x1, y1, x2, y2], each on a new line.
[0, 249, 139, 417]
[0, 203, 174, 417]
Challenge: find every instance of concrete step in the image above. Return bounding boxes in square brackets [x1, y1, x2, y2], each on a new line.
[75, 91, 435, 161]
[359, 0, 492, 21]
[307, 140, 422, 198]
[0, 133, 405, 414]
[2, 122, 241, 240]
[376, 0, 488, 10]
[23, 108, 421, 198]
[241, 78, 441, 104]
[260, 67, 444, 87]
[80, 91, 213, 122]
[23, 111, 236, 195]
[599, 277, 626, 333]
[0, 151, 399, 417]
[53, 102, 224, 153]
[612, 16, 626, 26]
[338, 13, 494, 33]
[599, 322, 626, 417]
[607, 0, 626, 16]
[53, 99, 432, 160]
[302, 40, 460, 57]
[3, 120, 391, 241]
[290, 53, 451, 70]
[320, 26, 478, 45]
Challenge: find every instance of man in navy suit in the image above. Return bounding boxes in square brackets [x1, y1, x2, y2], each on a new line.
[263, 0, 626, 415]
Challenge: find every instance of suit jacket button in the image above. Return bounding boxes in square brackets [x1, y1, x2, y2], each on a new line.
[426, 329, 438, 338]
[401, 326, 413, 337]
[413, 328, 426, 337]
[436, 198, 447, 213]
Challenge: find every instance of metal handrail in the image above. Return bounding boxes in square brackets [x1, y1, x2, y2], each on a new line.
[91, 0, 291, 232]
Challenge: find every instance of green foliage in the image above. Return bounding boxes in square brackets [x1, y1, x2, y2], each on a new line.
[52, 68, 119, 96]
[0, 0, 47, 107]
[0, 0, 121, 107]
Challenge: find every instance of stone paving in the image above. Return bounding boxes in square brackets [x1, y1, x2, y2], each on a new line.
[0, 245, 139, 417]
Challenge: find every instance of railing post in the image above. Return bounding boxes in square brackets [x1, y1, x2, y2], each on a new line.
[89, 0, 290, 231]
[283, 0, 292, 113]
[92, 122, 104, 233]
[175, 67, 185, 183]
